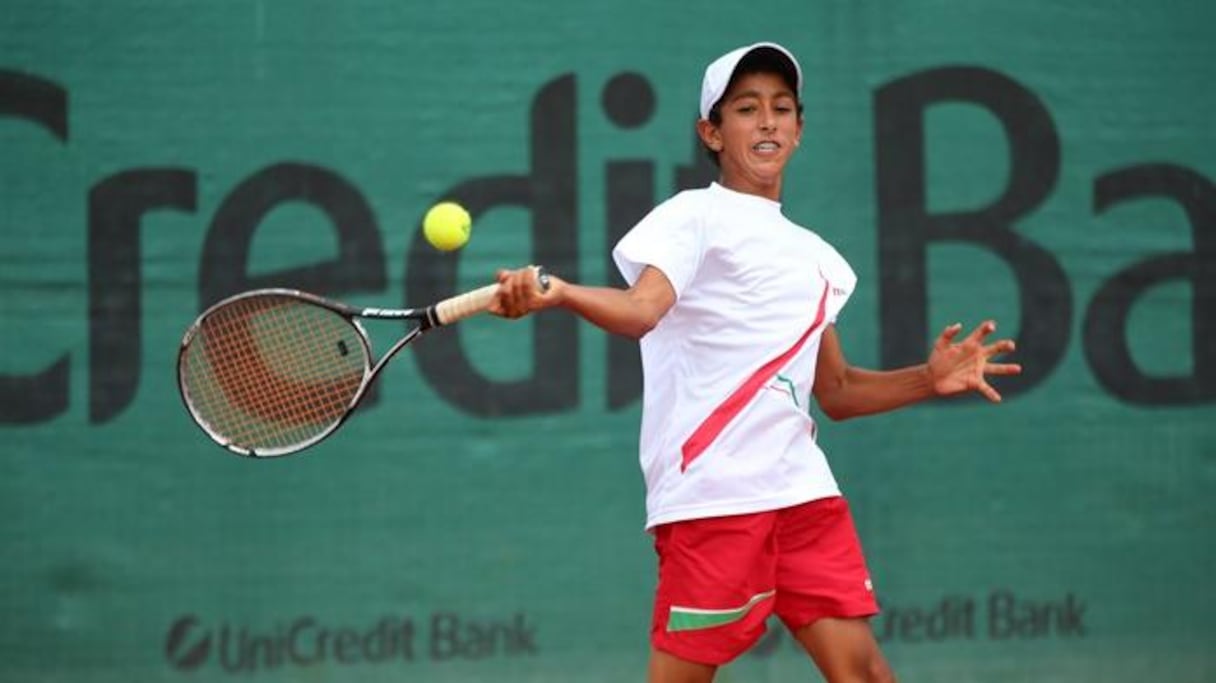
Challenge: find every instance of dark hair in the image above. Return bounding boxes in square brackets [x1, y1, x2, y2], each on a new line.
[701, 47, 804, 167]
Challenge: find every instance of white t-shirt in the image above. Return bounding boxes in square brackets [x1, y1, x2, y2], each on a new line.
[613, 182, 857, 530]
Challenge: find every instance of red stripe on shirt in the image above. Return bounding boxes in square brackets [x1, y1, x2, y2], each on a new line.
[680, 280, 831, 472]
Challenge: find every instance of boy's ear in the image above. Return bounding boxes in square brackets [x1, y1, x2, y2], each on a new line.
[696, 118, 722, 151]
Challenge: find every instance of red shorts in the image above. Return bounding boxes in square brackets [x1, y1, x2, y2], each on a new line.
[650, 496, 879, 666]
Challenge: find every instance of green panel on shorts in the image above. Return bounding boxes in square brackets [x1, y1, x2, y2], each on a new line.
[668, 591, 776, 632]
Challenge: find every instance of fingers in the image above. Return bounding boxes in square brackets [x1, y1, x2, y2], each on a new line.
[942, 321, 1018, 358]
[985, 362, 1022, 376]
[985, 338, 1016, 357]
[983, 338, 1020, 375]
[508, 269, 535, 318]
[491, 266, 550, 319]
[978, 381, 1003, 403]
[965, 319, 997, 345]
[934, 322, 963, 351]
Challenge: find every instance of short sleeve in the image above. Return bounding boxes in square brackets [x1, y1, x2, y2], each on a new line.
[611, 193, 704, 297]
[818, 240, 858, 325]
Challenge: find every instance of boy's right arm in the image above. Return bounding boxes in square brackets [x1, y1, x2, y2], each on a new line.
[491, 265, 676, 340]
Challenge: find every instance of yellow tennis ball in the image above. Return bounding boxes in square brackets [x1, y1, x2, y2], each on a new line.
[423, 202, 471, 252]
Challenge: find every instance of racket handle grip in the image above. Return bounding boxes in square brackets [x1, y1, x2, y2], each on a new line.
[433, 284, 499, 326]
[431, 266, 550, 327]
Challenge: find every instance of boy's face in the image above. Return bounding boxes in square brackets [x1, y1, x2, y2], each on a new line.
[699, 71, 803, 199]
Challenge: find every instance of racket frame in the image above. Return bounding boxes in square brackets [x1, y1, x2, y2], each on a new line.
[177, 289, 437, 458]
[177, 267, 546, 458]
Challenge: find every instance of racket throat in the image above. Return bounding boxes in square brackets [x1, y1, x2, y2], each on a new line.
[422, 306, 443, 331]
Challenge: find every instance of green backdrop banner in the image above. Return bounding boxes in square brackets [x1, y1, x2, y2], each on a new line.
[2, 1, 1213, 681]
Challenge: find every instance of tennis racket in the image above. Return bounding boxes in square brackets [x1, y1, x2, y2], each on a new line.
[177, 267, 549, 458]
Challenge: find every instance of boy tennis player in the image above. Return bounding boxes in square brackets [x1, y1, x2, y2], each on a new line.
[491, 41, 1020, 683]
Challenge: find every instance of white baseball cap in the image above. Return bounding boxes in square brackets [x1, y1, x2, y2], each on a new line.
[699, 42, 803, 120]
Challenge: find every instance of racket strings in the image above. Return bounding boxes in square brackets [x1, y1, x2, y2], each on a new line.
[181, 295, 368, 452]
